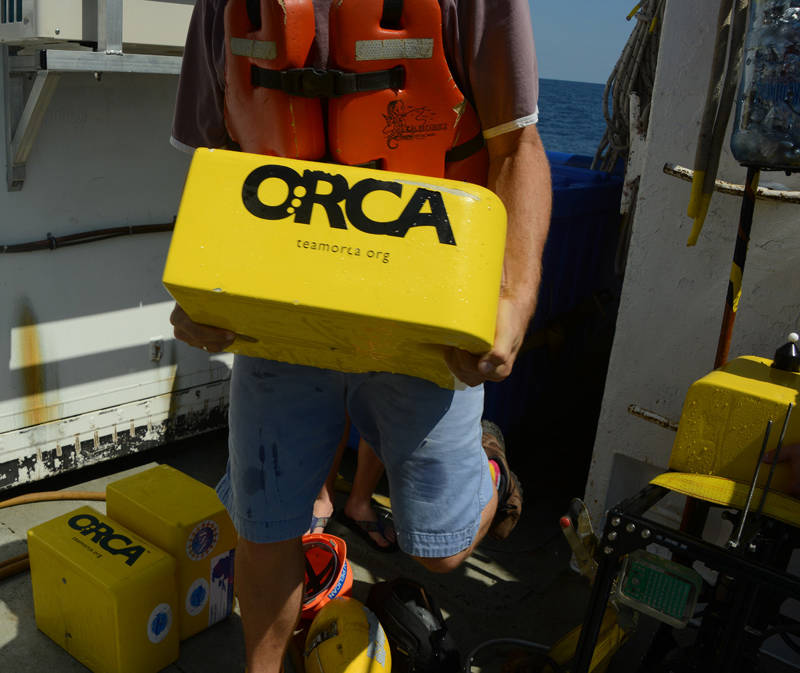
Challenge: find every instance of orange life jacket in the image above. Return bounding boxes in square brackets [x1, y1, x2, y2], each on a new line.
[224, 0, 488, 185]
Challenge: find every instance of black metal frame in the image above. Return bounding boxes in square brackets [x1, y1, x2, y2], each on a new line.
[571, 485, 800, 673]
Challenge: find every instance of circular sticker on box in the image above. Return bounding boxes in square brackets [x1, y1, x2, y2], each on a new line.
[186, 520, 219, 561]
[186, 578, 209, 616]
[147, 603, 173, 644]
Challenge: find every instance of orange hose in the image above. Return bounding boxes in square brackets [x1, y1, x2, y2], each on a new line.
[0, 490, 105, 509]
[0, 491, 106, 580]
[0, 557, 30, 580]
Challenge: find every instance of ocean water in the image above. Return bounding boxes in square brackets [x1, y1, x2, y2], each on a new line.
[537, 78, 608, 159]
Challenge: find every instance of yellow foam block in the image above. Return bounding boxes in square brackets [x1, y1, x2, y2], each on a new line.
[162, 149, 507, 389]
[106, 465, 237, 640]
[670, 356, 800, 494]
[27, 506, 178, 673]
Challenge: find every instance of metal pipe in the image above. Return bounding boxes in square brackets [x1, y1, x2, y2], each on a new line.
[753, 403, 793, 522]
[729, 418, 772, 549]
[572, 555, 621, 673]
[714, 165, 760, 369]
[97, 0, 124, 55]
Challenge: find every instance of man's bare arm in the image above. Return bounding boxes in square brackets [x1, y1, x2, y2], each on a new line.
[445, 123, 552, 386]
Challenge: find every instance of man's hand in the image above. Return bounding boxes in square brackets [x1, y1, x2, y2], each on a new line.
[762, 444, 800, 498]
[445, 295, 530, 386]
[170, 303, 236, 352]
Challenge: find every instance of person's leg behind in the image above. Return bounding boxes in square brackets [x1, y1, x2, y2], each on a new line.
[339, 437, 397, 549]
[308, 417, 351, 534]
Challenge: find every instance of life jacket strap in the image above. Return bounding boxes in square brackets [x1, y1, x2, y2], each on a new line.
[445, 131, 485, 163]
[250, 65, 406, 98]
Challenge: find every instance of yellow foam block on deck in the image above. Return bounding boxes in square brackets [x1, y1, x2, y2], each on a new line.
[670, 356, 800, 495]
[162, 149, 507, 389]
[106, 465, 237, 640]
[27, 506, 178, 673]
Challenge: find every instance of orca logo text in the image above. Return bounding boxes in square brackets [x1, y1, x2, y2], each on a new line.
[68, 514, 146, 567]
[242, 165, 456, 245]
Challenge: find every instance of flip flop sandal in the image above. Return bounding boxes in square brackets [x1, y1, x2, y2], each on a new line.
[336, 510, 399, 553]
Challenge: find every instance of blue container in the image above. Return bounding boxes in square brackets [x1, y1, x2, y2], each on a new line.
[483, 152, 624, 477]
[530, 152, 624, 329]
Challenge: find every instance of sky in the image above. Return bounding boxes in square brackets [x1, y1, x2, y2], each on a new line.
[529, 1, 638, 84]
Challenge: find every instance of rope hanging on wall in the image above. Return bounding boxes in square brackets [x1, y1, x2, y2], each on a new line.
[592, 0, 667, 173]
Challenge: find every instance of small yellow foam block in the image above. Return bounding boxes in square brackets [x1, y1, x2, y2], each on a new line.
[162, 149, 507, 389]
[106, 465, 237, 640]
[670, 356, 800, 494]
[27, 506, 178, 673]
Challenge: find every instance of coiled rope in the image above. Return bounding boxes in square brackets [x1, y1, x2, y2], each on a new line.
[593, 0, 667, 173]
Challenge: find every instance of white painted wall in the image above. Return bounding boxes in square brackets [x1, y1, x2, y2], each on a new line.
[586, 0, 800, 525]
[0, 67, 232, 488]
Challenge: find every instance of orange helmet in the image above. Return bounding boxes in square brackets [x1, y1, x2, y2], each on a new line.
[301, 533, 352, 621]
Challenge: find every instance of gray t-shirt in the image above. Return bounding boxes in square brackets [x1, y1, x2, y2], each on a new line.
[171, 0, 540, 152]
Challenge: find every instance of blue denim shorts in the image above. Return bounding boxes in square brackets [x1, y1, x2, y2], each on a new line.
[216, 355, 494, 558]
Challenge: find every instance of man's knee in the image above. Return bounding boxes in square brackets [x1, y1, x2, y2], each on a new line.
[412, 549, 470, 574]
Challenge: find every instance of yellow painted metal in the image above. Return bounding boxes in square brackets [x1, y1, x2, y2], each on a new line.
[669, 356, 800, 495]
[106, 465, 237, 640]
[27, 506, 179, 673]
[547, 606, 627, 673]
[651, 472, 800, 527]
[162, 149, 507, 389]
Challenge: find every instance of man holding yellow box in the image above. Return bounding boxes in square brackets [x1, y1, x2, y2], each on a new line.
[167, 1, 551, 671]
